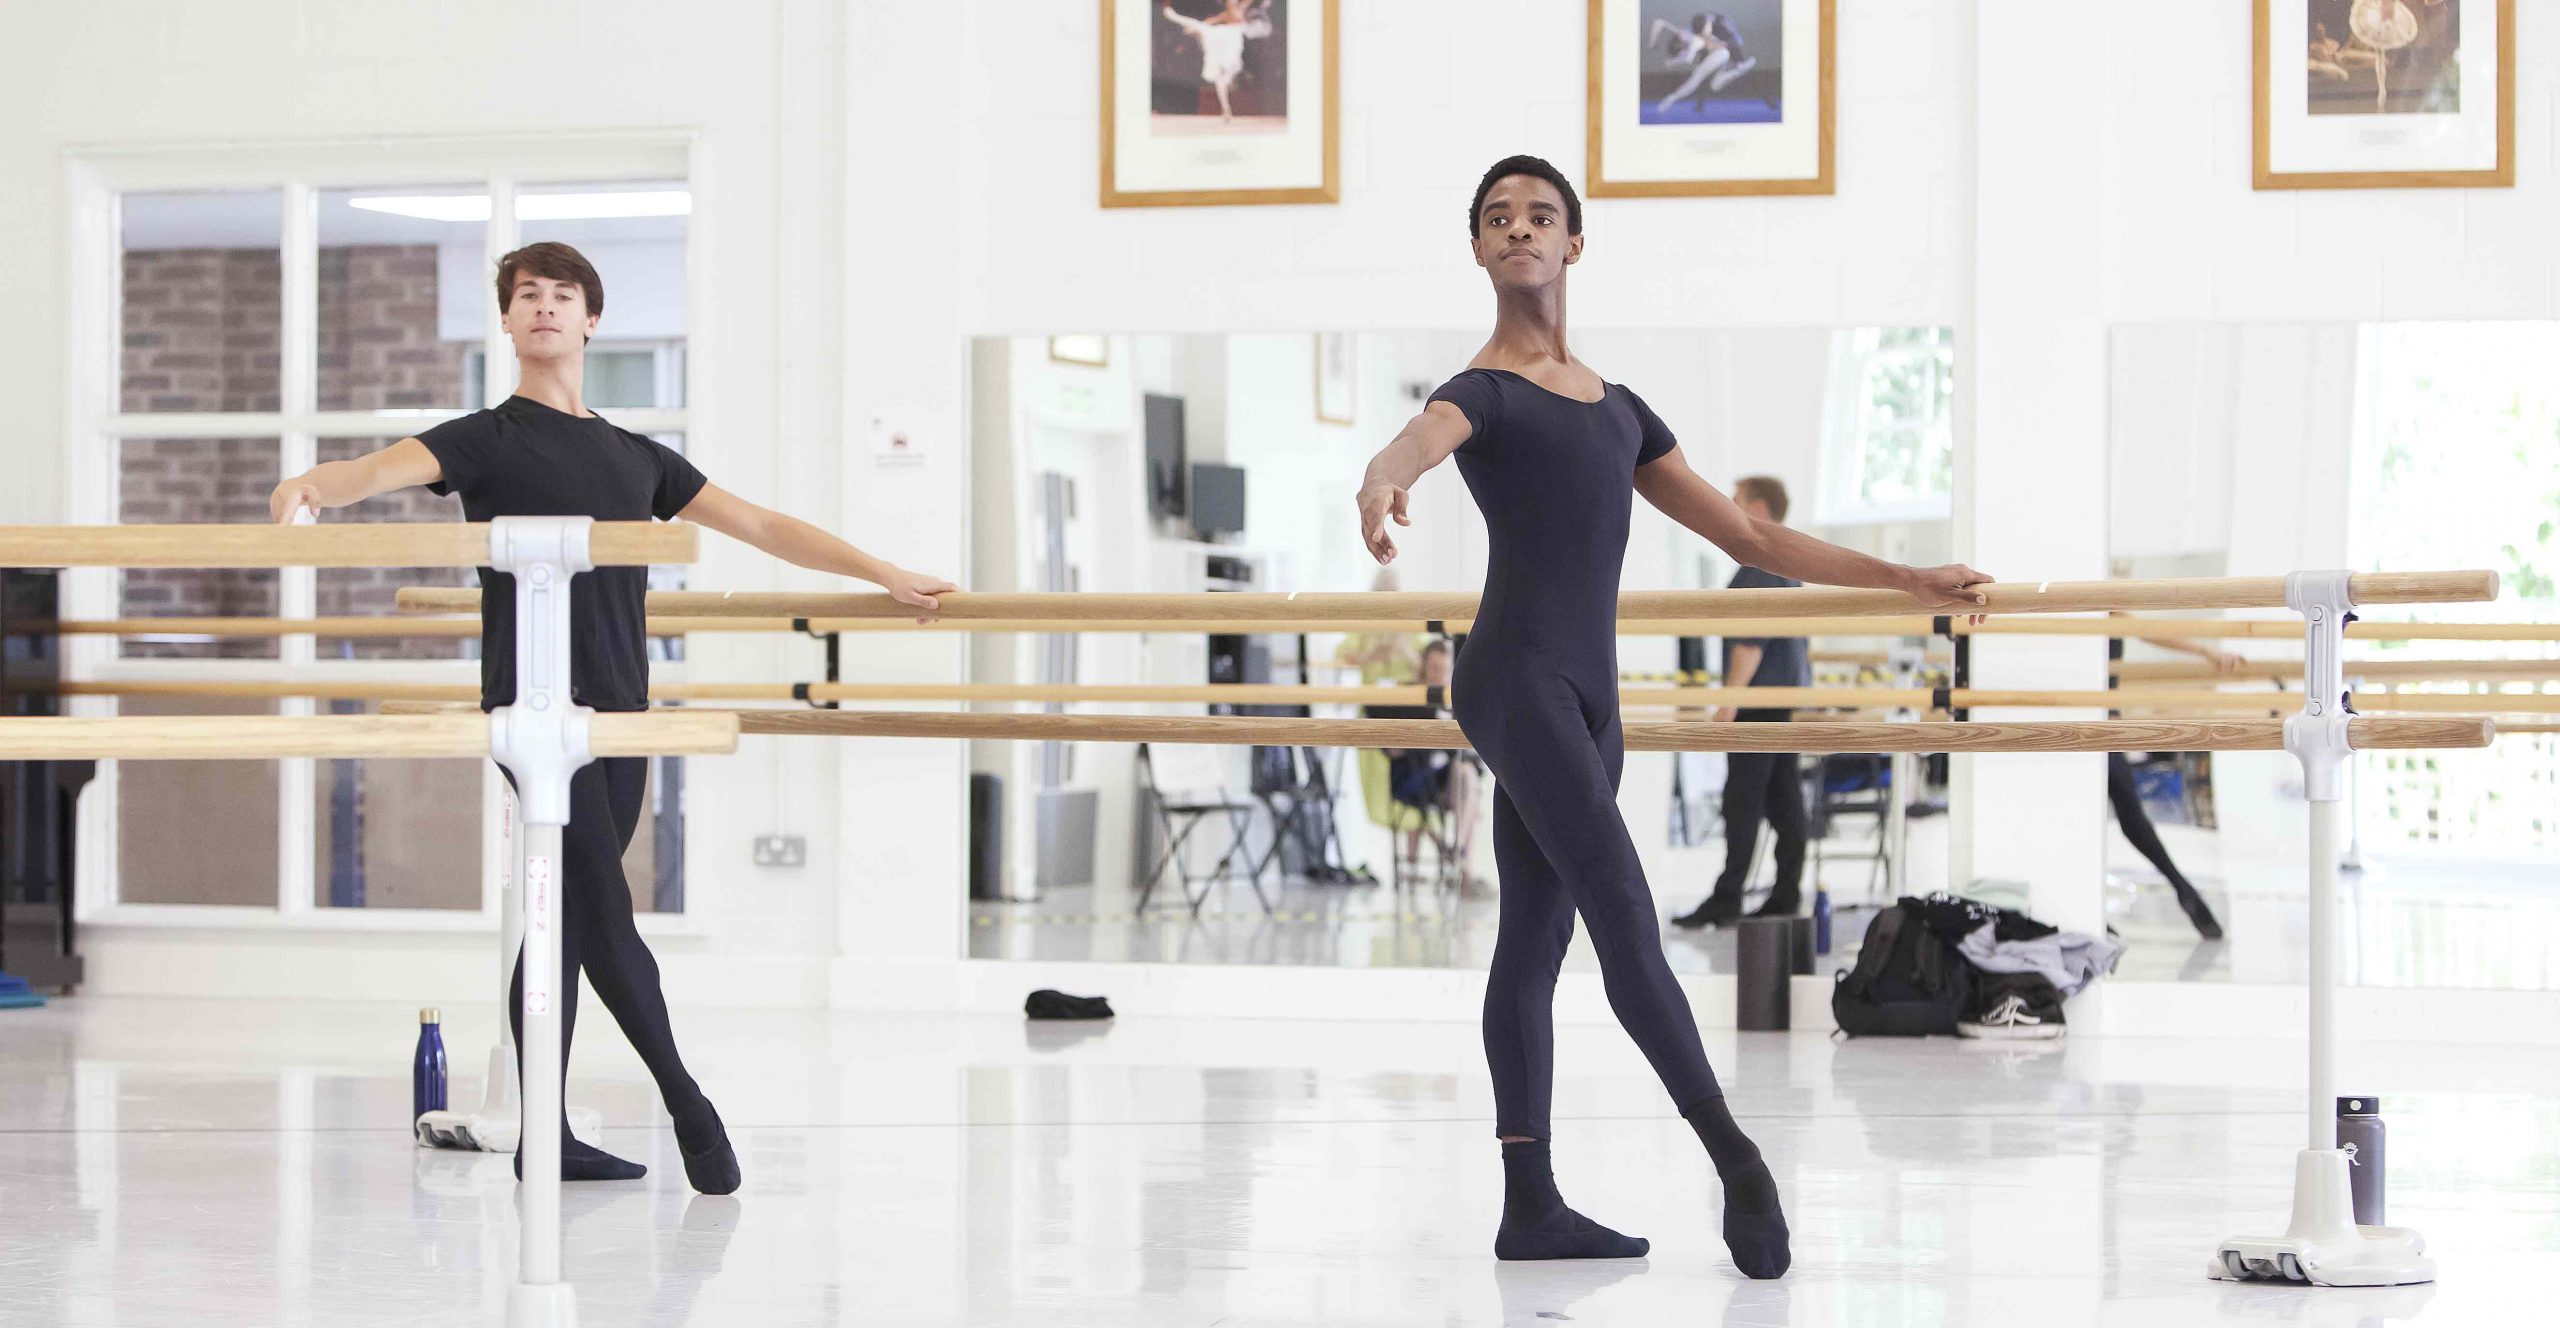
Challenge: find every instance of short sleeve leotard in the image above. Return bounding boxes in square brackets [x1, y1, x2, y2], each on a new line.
[1424, 367, 1722, 1141]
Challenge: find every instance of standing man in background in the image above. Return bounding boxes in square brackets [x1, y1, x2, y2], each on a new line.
[1674, 476, 1811, 929]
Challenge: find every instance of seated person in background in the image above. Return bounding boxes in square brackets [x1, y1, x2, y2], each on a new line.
[1392, 639, 1495, 890]
[1336, 568, 1422, 684]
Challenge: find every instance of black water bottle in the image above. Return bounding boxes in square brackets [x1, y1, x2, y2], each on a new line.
[2336, 1095, 2385, 1226]
[413, 1007, 448, 1126]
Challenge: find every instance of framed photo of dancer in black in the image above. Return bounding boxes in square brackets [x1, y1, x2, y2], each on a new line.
[1101, 0, 1340, 208]
[1586, 0, 1834, 198]
[2255, 0, 2514, 189]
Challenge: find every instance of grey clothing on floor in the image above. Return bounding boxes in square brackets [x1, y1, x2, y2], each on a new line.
[1958, 923, 2124, 999]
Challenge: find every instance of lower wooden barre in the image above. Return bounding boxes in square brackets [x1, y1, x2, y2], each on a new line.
[0, 712, 737, 761]
[712, 710, 2493, 754]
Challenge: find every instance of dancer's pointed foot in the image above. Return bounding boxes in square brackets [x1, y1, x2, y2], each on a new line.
[1683, 1096, 1792, 1279]
[672, 1096, 742, 1195]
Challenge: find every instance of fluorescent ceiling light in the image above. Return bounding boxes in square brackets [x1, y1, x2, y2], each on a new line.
[346, 191, 691, 222]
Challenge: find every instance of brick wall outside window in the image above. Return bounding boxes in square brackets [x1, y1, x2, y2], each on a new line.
[120, 243, 474, 659]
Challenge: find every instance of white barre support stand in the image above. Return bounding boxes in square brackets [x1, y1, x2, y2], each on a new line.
[411, 789, 603, 1156]
[2209, 571, 2434, 1287]
[487, 517, 596, 1328]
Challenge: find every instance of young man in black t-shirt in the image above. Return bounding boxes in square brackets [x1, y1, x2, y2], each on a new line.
[270, 242, 956, 1190]
[1673, 476, 1812, 930]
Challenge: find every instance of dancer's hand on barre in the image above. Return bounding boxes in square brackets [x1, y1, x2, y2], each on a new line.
[1358, 484, 1411, 564]
[1900, 563, 1995, 614]
[880, 567, 959, 613]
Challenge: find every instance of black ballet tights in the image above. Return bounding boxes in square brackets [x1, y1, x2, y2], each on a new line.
[506, 756, 719, 1185]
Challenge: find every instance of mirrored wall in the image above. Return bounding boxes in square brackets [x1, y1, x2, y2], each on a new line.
[2106, 322, 2560, 991]
[961, 327, 1957, 972]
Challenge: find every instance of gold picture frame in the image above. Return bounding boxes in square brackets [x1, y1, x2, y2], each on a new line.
[1586, 0, 1835, 199]
[2253, 0, 2514, 190]
[1100, 0, 1340, 208]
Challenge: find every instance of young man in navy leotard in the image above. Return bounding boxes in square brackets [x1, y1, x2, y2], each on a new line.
[1354, 156, 1992, 1276]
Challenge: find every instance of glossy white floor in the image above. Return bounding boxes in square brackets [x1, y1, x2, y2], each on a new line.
[4, 996, 2554, 1327]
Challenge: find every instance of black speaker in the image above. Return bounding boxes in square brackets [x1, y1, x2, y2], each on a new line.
[968, 773, 1004, 902]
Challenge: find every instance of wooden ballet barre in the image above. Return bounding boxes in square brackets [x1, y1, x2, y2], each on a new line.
[0, 712, 737, 761]
[656, 710, 2497, 754]
[62, 678, 2560, 715]
[2117, 658, 2560, 683]
[41, 615, 853, 639]
[0, 521, 695, 568]
[391, 570, 2497, 624]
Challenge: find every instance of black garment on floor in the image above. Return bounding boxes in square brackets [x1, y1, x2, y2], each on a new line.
[505, 758, 707, 1137]
[418, 394, 708, 711]
[1909, 892, 2057, 945]
[1430, 368, 1723, 1141]
[1024, 990, 1116, 1021]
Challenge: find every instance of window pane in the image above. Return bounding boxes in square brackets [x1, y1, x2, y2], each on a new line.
[120, 190, 282, 414]
[117, 437, 279, 660]
[116, 695, 279, 906]
[316, 187, 484, 412]
[313, 437, 471, 661]
[317, 700, 482, 910]
[623, 754, 685, 914]
[517, 180, 687, 409]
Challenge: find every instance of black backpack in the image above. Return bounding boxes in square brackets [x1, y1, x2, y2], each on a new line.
[1830, 899, 1969, 1037]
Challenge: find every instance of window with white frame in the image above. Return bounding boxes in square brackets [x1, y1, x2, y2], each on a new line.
[2349, 322, 2560, 856]
[1817, 326, 1954, 524]
[75, 144, 695, 924]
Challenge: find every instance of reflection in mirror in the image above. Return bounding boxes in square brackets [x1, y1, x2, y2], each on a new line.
[965, 328, 1955, 971]
[2107, 322, 2560, 991]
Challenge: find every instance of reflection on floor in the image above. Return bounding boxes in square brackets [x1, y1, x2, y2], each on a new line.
[2106, 823, 2560, 990]
[970, 815, 1952, 974]
[4, 997, 2554, 1327]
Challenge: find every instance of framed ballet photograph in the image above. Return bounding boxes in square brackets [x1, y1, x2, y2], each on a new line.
[1585, 0, 1834, 198]
[2255, 0, 2514, 189]
[1100, 0, 1340, 208]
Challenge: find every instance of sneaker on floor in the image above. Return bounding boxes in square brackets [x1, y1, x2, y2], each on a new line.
[1958, 992, 2066, 1041]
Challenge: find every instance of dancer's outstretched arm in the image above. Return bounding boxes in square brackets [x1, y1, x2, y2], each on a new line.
[1633, 445, 1990, 606]
[1355, 402, 1471, 565]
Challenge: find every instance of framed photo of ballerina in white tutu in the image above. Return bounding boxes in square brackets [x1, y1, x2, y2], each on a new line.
[1101, 0, 1339, 208]
[1586, 0, 1834, 198]
[2255, 0, 2514, 189]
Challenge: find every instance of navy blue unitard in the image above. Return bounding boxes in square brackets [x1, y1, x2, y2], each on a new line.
[1430, 368, 1723, 1140]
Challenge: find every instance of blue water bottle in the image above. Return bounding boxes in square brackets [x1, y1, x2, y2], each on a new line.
[412, 1007, 448, 1126]
[1813, 887, 1832, 955]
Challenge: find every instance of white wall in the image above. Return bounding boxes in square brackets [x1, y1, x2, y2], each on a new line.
[11, 0, 2554, 1015]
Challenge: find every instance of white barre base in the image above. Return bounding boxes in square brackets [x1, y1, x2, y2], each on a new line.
[415, 1042, 603, 1154]
[413, 1105, 603, 1156]
[506, 1282, 578, 1328]
[2210, 1149, 2436, 1287]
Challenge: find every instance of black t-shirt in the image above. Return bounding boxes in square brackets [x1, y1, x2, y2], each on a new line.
[1724, 565, 1810, 719]
[416, 395, 708, 712]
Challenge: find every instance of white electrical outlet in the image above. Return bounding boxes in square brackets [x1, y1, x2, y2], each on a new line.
[752, 835, 807, 868]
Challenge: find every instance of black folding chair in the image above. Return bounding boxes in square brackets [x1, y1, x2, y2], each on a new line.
[1134, 742, 1268, 916]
